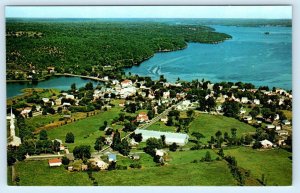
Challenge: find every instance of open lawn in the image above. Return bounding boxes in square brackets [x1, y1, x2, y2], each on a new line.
[188, 114, 256, 143]
[13, 149, 236, 186]
[224, 147, 292, 186]
[93, 160, 236, 186]
[47, 107, 122, 152]
[147, 121, 177, 132]
[14, 160, 91, 186]
[26, 114, 62, 129]
[117, 153, 158, 168]
[168, 149, 219, 164]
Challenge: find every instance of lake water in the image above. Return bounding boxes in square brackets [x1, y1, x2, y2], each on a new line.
[7, 25, 292, 98]
[7, 76, 100, 98]
[125, 25, 292, 90]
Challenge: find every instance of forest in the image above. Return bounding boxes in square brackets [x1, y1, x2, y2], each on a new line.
[6, 19, 231, 78]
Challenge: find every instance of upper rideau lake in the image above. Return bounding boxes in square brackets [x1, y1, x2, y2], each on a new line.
[7, 24, 292, 98]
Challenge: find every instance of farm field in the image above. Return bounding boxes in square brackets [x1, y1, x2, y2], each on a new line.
[224, 147, 292, 186]
[93, 161, 236, 186]
[13, 150, 236, 186]
[188, 114, 256, 143]
[147, 121, 177, 132]
[46, 106, 122, 151]
[14, 160, 91, 186]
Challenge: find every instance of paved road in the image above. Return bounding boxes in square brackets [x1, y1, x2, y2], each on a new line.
[98, 101, 183, 154]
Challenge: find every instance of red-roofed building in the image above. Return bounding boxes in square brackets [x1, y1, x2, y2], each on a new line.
[137, 112, 149, 123]
[48, 158, 62, 167]
[121, 79, 132, 88]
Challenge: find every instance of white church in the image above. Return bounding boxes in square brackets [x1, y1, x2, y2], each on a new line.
[7, 108, 22, 147]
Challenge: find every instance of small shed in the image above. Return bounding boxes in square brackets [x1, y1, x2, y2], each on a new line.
[48, 158, 62, 167]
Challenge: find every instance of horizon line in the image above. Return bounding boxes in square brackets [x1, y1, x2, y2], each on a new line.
[6, 17, 292, 19]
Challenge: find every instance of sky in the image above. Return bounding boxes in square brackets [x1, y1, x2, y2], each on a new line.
[5, 6, 292, 19]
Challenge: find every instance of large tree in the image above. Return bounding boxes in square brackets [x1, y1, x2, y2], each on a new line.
[94, 136, 106, 152]
[111, 130, 121, 151]
[222, 100, 241, 118]
[39, 130, 48, 140]
[65, 132, 75, 143]
[73, 145, 91, 160]
[144, 137, 163, 156]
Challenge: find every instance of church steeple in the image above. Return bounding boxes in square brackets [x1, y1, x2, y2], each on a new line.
[7, 107, 21, 146]
[10, 107, 16, 137]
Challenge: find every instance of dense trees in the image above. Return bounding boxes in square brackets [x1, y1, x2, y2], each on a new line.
[6, 20, 231, 78]
[94, 136, 106, 152]
[111, 130, 121, 151]
[144, 137, 163, 156]
[73, 145, 91, 160]
[39, 130, 48, 140]
[222, 100, 241, 118]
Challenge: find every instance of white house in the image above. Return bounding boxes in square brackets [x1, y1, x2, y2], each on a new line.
[282, 120, 291, 125]
[66, 94, 75, 100]
[266, 124, 276, 129]
[253, 99, 260, 105]
[275, 125, 281, 131]
[155, 149, 166, 157]
[20, 107, 32, 117]
[260, 139, 273, 148]
[42, 98, 50, 103]
[176, 100, 192, 111]
[160, 116, 168, 123]
[274, 114, 280, 121]
[163, 91, 170, 99]
[240, 109, 246, 114]
[243, 116, 252, 122]
[241, 97, 249, 104]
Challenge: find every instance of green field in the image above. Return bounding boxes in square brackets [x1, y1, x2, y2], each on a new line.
[224, 147, 292, 186]
[188, 114, 256, 143]
[168, 149, 219, 165]
[93, 161, 236, 186]
[14, 160, 91, 186]
[47, 107, 122, 151]
[13, 154, 235, 186]
[26, 114, 62, 129]
[147, 121, 178, 132]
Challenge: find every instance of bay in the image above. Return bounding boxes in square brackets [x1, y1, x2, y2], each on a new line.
[125, 25, 292, 90]
[7, 76, 100, 98]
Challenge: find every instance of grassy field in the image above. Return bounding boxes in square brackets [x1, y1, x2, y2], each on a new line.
[147, 121, 177, 132]
[168, 149, 219, 165]
[14, 160, 91, 186]
[224, 147, 292, 186]
[188, 114, 256, 143]
[13, 149, 236, 186]
[26, 114, 62, 129]
[93, 160, 236, 186]
[47, 107, 122, 151]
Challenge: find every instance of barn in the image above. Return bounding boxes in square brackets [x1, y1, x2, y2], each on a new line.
[134, 129, 189, 146]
